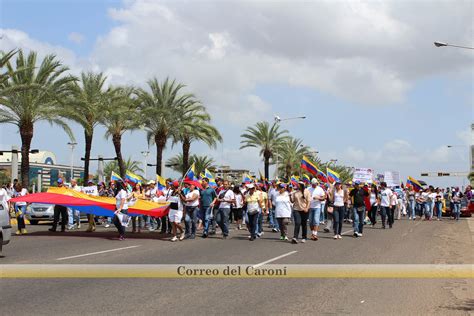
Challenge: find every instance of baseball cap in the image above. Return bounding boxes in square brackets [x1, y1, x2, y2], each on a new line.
[278, 183, 287, 188]
[147, 180, 156, 185]
[57, 178, 63, 184]
[172, 180, 180, 188]
[311, 178, 319, 185]
[247, 183, 255, 189]
[354, 180, 361, 185]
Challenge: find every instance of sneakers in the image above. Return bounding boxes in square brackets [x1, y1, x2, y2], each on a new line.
[119, 236, 125, 241]
[171, 236, 178, 242]
[201, 233, 208, 238]
[323, 227, 330, 233]
[284, 236, 289, 241]
[280, 236, 285, 240]
[272, 228, 279, 233]
[21, 229, 27, 235]
[337, 234, 342, 239]
[353, 232, 358, 238]
[104, 224, 110, 228]
[179, 234, 185, 241]
[15, 230, 21, 235]
[357, 233, 363, 237]
[190, 234, 195, 239]
[301, 239, 306, 243]
[77, 223, 81, 229]
[48, 228, 56, 233]
[333, 235, 338, 239]
[291, 238, 298, 244]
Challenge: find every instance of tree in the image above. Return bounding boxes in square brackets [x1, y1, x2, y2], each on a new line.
[277, 137, 312, 179]
[240, 121, 289, 180]
[138, 78, 193, 176]
[0, 50, 76, 187]
[101, 86, 139, 178]
[0, 50, 18, 90]
[104, 157, 144, 179]
[166, 153, 216, 177]
[170, 98, 222, 174]
[64, 72, 107, 184]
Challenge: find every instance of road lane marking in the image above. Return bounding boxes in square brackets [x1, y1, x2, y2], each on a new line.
[252, 251, 297, 268]
[56, 245, 141, 261]
[341, 230, 353, 236]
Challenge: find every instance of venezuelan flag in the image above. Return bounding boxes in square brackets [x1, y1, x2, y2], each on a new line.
[317, 170, 328, 183]
[204, 169, 217, 188]
[156, 174, 167, 190]
[125, 170, 142, 185]
[302, 174, 311, 184]
[300, 156, 319, 176]
[243, 174, 252, 184]
[290, 175, 299, 187]
[407, 176, 423, 192]
[327, 168, 341, 184]
[185, 163, 197, 181]
[111, 171, 122, 182]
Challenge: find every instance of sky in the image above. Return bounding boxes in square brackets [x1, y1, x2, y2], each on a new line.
[0, 0, 473, 187]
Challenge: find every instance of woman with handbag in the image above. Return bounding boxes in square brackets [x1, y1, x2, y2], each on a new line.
[244, 184, 262, 241]
[113, 180, 130, 240]
[167, 181, 185, 242]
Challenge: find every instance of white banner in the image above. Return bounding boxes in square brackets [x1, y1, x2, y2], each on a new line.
[384, 171, 400, 187]
[352, 168, 374, 184]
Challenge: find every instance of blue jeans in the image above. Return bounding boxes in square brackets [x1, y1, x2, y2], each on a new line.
[269, 207, 279, 229]
[216, 208, 231, 236]
[247, 211, 259, 238]
[320, 202, 326, 223]
[453, 203, 461, 220]
[185, 206, 199, 236]
[256, 210, 263, 234]
[15, 204, 27, 230]
[408, 200, 415, 219]
[435, 202, 443, 219]
[353, 206, 366, 234]
[423, 202, 431, 219]
[68, 209, 80, 226]
[333, 206, 344, 235]
[309, 206, 322, 227]
[202, 206, 213, 234]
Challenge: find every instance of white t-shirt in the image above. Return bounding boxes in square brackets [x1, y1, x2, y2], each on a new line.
[268, 188, 277, 205]
[370, 192, 377, 205]
[115, 189, 129, 210]
[219, 190, 235, 209]
[15, 188, 28, 206]
[167, 193, 183, 212]
[185, 189, 200, 207]
[380, 188, 393, 207]
[428, 192, 437, 202]
[234, 193, 243, 208]
[308, 186, 325, 208]
[0, 188, 8, 204]
[71, 184, 82, 192]
[82, 185, 98, 196]
[333, 189, 344, 207]
[274, 191, 292, 218]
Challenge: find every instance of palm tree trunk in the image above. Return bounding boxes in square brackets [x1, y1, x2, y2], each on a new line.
[182, 136, 191, 176]
[285, 164, 291, 180]
[264, 157, 270, 181]
[154, 133, 167, 175]
[112, 133, 125, 179]
[19, 122, 33, 189]
[83, 129, 93, 184]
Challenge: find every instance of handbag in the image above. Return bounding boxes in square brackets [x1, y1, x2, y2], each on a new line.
[327, 206, 334, 214]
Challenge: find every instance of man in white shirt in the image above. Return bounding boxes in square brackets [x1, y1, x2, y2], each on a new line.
[307, 178, 326, 240]
[82, 180, 99, 232]
[379, 182, 394, 229]
[216, 180, 235, 239]
[68, 179, 82, 229]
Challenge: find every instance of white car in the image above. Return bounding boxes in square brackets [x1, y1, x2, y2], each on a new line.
[25, 203, 87, 224]
[0, 204, 12, 253]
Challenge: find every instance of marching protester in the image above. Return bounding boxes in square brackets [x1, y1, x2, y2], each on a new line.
[451, 187, 463, 221]
[167, 181, 185, 242]
[379, 182, 394, 229]
[68, 178, 82, 229]
[13, 183, 28, 235]
[216, 180, 235, 239]
[268, 182, 279, 232]
[407, 186, 416, 220]
[184, 183, 200, 239]
[233, 186, 244, 230]
[49, 178, 68, 232]
[308, 178, 326, 241]
[274, 183, 292, 241]
[244, 184, 262, 241]
[200, 178, 217, 238]
[435, 188, 444, 221]
[328, 181, 347, 239]
[131, 183, 144, 233]
[368, 184, 379, 226]
[349, 180, 368, 237]
[82, 180, 99, 232]
[290, 181, 310, 244]
[113, 180, 130, 241]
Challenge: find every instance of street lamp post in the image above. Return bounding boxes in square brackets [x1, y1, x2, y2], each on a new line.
[273, 114, 306, 178]
[141, 151, 150, 180]
[67, 142, 77, 181]
[81, 156, 117, 182]
[433, 41, 474, 50]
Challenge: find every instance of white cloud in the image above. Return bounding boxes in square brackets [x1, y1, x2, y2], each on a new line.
[68, 32, 85, 45]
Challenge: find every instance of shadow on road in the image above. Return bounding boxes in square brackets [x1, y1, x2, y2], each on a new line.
[440, 299, 474, 312]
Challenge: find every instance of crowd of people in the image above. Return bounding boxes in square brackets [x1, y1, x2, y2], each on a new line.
[0, 177, 472, 242]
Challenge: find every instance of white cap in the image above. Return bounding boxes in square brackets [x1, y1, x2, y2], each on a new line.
[311, 178, 318, 185]
[247, 184, 255, 189]
[147, 180, 156, 185]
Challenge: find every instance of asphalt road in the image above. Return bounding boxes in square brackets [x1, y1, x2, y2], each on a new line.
[1, 217, 472, 315]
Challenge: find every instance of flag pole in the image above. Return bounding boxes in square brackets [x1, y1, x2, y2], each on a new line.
[180, 163, 194, 187]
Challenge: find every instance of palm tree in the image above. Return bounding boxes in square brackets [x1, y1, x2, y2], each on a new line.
[104, 157, 144, 179]
[138, 77, 193, 175]
[101, 86, 140, 178]
[166, 153, 216, 176]
[64, 72, 107, 184]
[0, 50, 76, 187]
[277, 137, 312, 179]
[0, 50, 18, 89]
[170, 98, 222, 174]
[322, 162, 354, 183]
[240, 121, 289, 180]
